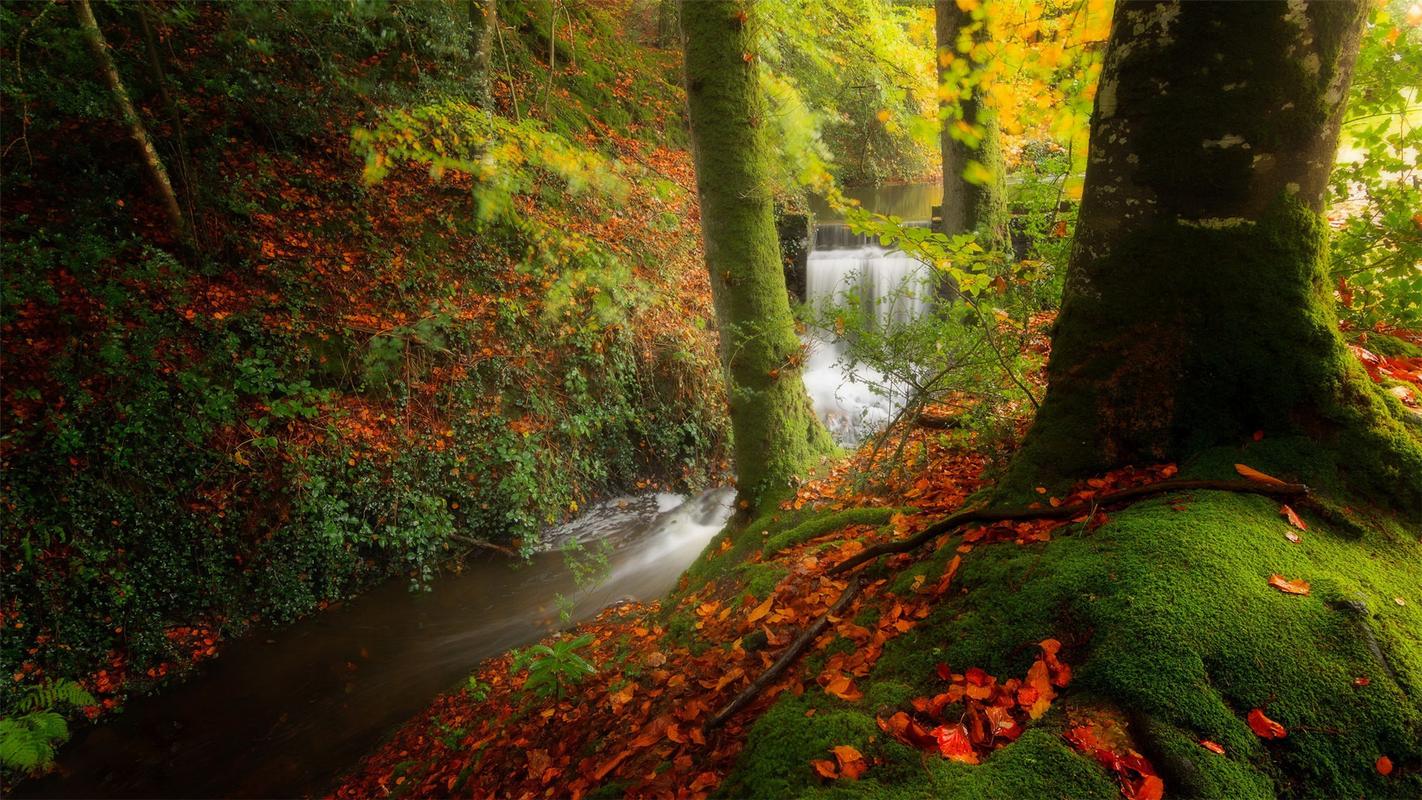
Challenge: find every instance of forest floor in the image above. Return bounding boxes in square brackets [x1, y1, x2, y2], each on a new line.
[331, 331, 1422, 800]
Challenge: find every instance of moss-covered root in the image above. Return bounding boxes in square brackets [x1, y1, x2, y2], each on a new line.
[723, 476, 1422, 799]
[681, 0, 836, 517]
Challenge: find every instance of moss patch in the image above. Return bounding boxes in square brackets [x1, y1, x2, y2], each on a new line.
[764, 508, 900, 556]
[729, 446, 1422, 799]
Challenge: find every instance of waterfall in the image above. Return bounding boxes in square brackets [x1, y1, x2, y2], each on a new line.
[801, 221, 935, 445]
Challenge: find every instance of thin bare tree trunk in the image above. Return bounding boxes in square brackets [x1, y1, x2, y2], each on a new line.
[74, 0, 189, 248]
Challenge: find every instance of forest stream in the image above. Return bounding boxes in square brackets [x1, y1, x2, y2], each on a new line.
[20, 489, 735, 799]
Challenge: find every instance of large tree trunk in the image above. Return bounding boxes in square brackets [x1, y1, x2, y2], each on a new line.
[1011, 0, 1421, 511]
[935, 0, 1005, 243]
[680, 0, 834, 513]
[74, 0, 189, 248]
[468, 0, 496, 109]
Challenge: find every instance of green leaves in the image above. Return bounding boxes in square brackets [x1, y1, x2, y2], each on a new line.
[511, 634, 598, 699]
[0, 679, 95, 775]
[353, 104, 629, 226]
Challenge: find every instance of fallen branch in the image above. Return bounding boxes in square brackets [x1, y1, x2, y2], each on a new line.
[704, 576, 864, 732]
[830, 478, 1310, 576]
[450, 534, 519, 558]
[915, 412, 965, 430]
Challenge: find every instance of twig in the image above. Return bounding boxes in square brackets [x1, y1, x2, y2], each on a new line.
[704, 576, 864, 732]
[830, 478, 1310, 576]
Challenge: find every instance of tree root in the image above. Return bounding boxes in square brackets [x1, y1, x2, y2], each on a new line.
[704, 576, 864, 732]
[830, 478, 1310, 576]
[704, 478, 1308, 733]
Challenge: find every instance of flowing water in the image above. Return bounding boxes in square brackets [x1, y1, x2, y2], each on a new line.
[20, 182, 937, 799]
[20, 489, 734, 799]
[802, 184, 938, 445]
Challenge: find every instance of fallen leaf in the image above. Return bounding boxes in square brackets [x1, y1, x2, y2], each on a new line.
[1235, 464, 1288, 486]
[1284, 531, 1302, 544]
[832, 744, 868, 780]
[1268, 574, 1311, 595]
[1280, 504, 1307, 531]
[1376, 755, 1393, 776]
[1353, 676, 1371, 687]
[1133, 774, 1165, 800]
[824, 674, 864, 702]
[810, 759, 838, 779]
[932, 723, 979, 763]
[746, 594, 774, 623]
[1200, 740, 1226, 755]
[1247, 708, 1286, 739]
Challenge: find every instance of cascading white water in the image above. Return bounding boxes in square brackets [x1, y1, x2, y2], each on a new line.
[801, 224, 935, 445]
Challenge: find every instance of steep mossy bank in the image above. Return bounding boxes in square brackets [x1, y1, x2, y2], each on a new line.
[719, 440, 1422, 799]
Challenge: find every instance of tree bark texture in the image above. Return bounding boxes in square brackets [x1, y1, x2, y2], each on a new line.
[681, 0, 835, 513]
[1011, 0, 1421, 514]
[935, 0, 1006, 243]
[75, 0, 189, 247]
[468, 0, 496, 109]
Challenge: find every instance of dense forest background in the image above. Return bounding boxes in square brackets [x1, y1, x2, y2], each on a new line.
[1, 0, 1420, 795]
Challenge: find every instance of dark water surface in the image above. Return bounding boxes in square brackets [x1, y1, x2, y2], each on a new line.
[20, 489, 734, 799]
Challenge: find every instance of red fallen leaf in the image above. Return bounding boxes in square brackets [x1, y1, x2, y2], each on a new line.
[1376, 755, 1393, 776]
[1247, 708, 1287, 739]
[810, 759, 838, 779]
[1235, 464, 1288, 486]
[964, 666, 992, 686]
[1016, 685, 1039, 708]
[1268, 574, 1311, 595]
[935, 662, 953, 681]
[1353, 676, 1371, 687]
[1280, 504, 1307, 531]
[1131, 774, 1165, 800]
[1252, 429, 1264, 442]
[1200, 740, 1226, 755]
[932, 723, 979, 763]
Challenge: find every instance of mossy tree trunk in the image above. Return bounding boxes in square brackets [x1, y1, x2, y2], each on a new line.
[935, 0, 1006, 244]
[1011, 0, 1421, 512]
[657, 0, 680, 48]
[75, 0, 190, 250]
[680, 0, 835, 514]
[468, 0, 496, 109]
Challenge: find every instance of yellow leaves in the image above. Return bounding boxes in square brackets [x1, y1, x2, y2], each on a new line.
[876, 109, 892, 123]
[954, 0, 980, 12]
[962, 160, 994, 186]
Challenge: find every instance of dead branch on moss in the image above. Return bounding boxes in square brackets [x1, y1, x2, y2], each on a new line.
[829, 478, 1310, 576]
[704, 576, 864, 732]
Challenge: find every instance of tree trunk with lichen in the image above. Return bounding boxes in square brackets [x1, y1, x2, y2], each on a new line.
[681, 0, 835, 514]
[935, 0, 1006, 244]
[1010, 0, 1422, 513]
[468, 0, 496, 109]
[75, 0, 190, 249]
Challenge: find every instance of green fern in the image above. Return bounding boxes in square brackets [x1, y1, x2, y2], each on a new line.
[0, 679, 95, 775]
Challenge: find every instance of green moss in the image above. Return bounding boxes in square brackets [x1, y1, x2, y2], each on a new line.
[764, 507, 899, 555]
[729, 443, 1421, 798]
[1012, 197, 1422, 517]
[1358, 332, 1422, 359]
[740, 563, 790, 600]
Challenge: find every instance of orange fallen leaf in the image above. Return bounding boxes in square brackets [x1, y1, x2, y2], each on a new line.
[1235, 464, 1287, 486]
[1200, 739, 1226, 755]
[1376, 755, 1393, 776]
[810, 759, 838, 779]
[746, 593, 774, 623]
[832, 744, 868, 780]
[1280, 504, 1307, 531]
[1134, 774, 1165, 800]
[1268, 574, 1311, 595]
[825, 674, 864, 702]
[1247, 708, 1286, 739]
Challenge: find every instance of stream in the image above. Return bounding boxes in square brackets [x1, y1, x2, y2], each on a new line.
[21, 489, 734, 799]
[22, 183, 937, 800]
